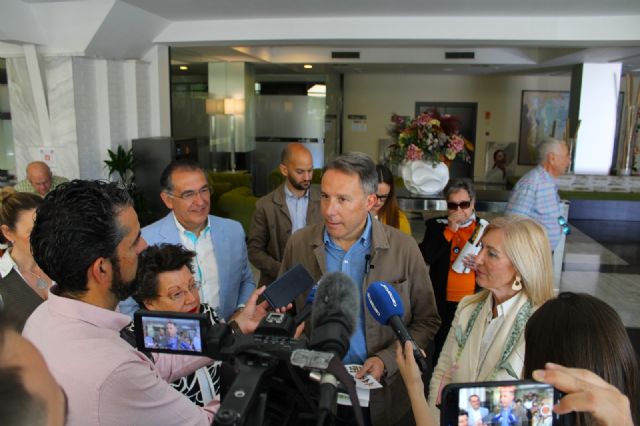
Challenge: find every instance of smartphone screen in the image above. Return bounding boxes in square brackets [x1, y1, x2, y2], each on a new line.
[441, 380, 560, 426]
[134, 310, 207, 355]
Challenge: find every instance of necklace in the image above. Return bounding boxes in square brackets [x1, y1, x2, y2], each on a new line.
[21, 269, 49, 289]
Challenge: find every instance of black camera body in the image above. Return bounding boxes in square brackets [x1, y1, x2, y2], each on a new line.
[133, 310, 320, 426]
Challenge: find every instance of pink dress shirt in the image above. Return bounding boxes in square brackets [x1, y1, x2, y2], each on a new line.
[23, 287, 219, 426]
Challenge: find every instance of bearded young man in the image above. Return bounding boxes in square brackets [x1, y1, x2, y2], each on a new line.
[248, 143, 322, 287]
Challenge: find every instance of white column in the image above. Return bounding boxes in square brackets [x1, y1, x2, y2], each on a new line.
[570, 63, 622, 174]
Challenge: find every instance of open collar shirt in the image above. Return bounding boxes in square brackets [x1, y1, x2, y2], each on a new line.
[284, 184, 310, 233]
[22, 286, 218, 426]
[175, 214, 220, 311]
[323, 214, 372, 364]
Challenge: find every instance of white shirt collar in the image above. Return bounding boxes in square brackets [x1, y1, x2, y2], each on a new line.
[0, 250, 18, 279]
[172, 212, 210, 237]
[489, 292, 520, 320]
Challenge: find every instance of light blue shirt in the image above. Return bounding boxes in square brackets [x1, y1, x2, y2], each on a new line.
[323, 215, 372, 364]
[284, 185, 310, 233]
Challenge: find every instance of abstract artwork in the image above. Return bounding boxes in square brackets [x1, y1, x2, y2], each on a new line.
[518, 90, 570, 165]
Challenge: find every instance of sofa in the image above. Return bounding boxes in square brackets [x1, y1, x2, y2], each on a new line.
[207, 171, 257, 234]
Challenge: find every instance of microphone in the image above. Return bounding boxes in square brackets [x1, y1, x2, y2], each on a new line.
[365, 281, 429, 373]
[310, 272, 359, 356]
[309, 272, 360, 424]
[293, 285, 318, 327]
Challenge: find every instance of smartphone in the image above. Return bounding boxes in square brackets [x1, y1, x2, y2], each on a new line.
[133, 310, 209, 355]
[441, 380, 565, 426]
[262, 263, 315, 309]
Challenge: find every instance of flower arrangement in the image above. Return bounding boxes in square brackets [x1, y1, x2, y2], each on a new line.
[387, 110, 474, 166]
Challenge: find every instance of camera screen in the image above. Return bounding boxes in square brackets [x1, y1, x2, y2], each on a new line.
[444, 382, 556, 426]
[140, 316, 203, 353]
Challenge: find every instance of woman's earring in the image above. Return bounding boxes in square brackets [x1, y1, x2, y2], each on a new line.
[512, 276, 523, 292]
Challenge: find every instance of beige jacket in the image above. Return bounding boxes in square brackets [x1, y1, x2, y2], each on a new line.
[248, 184, 321, 287]
[428, 291, 532, 421]
[279, 218, 441, 426]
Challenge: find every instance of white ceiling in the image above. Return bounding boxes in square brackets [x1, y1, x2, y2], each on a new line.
[119, 0, 640, 20]
[14, 0, 640, 75]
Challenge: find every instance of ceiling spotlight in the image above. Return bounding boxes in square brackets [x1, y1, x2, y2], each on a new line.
[303, 64, 313, 69]
[179, 66, 188, 71]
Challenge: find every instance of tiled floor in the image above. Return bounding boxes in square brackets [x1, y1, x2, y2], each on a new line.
[561, 220, 640, 328]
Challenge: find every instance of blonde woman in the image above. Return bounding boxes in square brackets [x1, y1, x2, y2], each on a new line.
[428, 215, 555, 421]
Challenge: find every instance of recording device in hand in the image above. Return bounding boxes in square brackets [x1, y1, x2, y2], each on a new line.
[440, 380, 569, 426]
[365, 281, 429, 373]
[451, 218, 489, 274]
[262, 263, 315, 309]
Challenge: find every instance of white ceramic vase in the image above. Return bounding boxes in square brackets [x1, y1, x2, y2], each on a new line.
[400, 160, 450, 195]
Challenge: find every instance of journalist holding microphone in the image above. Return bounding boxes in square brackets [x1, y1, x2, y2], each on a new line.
[279, 152, 441, 426]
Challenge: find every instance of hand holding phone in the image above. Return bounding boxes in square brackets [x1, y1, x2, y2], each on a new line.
[441, 380, 562, 426]
[533, 363, 634, 426]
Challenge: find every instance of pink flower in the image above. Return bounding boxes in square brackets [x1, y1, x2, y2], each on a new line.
[405, 144, 424, 161]
[448, 135, 464, 153]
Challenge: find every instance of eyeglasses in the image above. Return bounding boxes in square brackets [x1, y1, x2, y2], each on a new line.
[375, 193, 389, 201]
[167, 186, 210, 201]
[558, 216, 570, 235]
[162, 282, 202, 302]
[447, 200, 472, 210]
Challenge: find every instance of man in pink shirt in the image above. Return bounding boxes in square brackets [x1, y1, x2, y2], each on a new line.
[21, 180, 268, 426]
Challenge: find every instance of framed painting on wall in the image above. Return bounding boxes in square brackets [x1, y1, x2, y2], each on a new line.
[518, 90, 570, 165]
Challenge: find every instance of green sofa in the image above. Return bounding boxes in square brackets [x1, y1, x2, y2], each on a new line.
[207, 171, 257, 234]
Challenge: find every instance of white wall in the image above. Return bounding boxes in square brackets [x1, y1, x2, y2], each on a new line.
[343, 73, 571, 178]
[7, 53, 154, 181]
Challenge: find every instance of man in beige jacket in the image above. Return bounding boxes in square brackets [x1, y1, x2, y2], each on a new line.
[248, 144, 322, 287]
[279, 152, 440, 426]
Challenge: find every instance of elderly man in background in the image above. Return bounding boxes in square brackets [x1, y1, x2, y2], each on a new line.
[14, 161, 68, 197]
[505, 137, 571, 250]
[248, 143, 322, 287]
[279, 152, 440, 426]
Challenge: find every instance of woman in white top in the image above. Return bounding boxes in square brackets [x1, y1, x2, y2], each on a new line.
[0, 191, 52, 330]
[428, 215, 555, 420]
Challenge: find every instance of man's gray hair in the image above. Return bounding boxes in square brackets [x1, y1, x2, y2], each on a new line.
[323, 152, 378, 195]
[537, 137, 566, 164]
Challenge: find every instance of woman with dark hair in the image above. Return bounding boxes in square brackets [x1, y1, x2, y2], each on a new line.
[523, 292, 639, 426]
[0, 192, 51, 330]
[418, 178, 484, 363]
[372, 164, 411, 235]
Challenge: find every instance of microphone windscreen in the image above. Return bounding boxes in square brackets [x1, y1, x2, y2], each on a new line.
[311, 272, 359, 334]
[365, 281, 405, 325]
